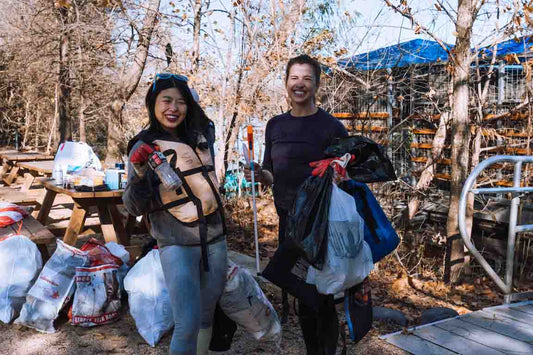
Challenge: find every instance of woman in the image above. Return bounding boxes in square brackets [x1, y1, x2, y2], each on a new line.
[123, 73, 227, 355]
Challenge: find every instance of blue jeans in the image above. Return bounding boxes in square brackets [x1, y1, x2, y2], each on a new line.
[159, 239, 227, 354]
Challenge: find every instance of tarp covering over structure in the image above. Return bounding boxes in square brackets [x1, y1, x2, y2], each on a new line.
[339, 37, 532, 71]
[337, 39, 450, 71]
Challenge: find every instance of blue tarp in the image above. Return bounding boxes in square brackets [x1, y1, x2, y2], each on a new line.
[339, 37, 532, 71]
[478, 36, 533, 60]
[338, 39, 451, 71]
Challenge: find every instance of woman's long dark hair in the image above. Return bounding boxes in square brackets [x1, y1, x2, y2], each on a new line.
[127, 76, 211, 154]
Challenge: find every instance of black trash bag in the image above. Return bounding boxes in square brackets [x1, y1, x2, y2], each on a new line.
[209, 304, 237, 352]
[285, 167, 333, 270]
[324, 136, 396, 182]
[261, 241, 320, 312]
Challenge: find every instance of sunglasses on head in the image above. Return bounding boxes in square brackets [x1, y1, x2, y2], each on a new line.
[152, 73, 188, 93]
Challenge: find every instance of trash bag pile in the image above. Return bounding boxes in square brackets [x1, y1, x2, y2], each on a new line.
[1, 235, 130, 333]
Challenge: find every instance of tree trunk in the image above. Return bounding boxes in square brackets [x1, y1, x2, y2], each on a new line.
[408, 111, 450, 221]
[215, 9, 236, 182]
[191, 0, 202, 76]
[79, 93, 86, 143]
[445, 0, 478, 284]
[58, 4, 72, 143]
[105, 0, 161, 164]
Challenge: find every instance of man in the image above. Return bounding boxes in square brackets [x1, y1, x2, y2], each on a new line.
[246, 54, 348, 355]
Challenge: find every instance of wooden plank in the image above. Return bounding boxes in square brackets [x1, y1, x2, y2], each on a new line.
[108, 204, 130, 246]
[414, 324, 504, 355]
[17, 160, 54, 174]
[333, 112, 390, 119]
[513, 304, 533, 316]
[19, 216, 55, 244]
[435, 317, 533, 354]
[460, 310, 533, 343]
[413, 128, 437, 135]
[489, 308, 533, 326]
[63, 203, 87, 245]
[96, 202, 118, 244]
[411, 157, 452, 165]
[384, 333, 457, 355]
[21, 172, 36, 192]
[36, 189, 57, 224]
[3, 166, 20, 185]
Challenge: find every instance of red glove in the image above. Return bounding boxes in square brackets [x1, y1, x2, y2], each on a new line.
[310, 158, 335, 177]
[309, 155, 356, 178]
[130, 143, 155, 164]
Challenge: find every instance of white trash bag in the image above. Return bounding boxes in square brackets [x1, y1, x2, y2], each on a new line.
[219, 260, 281, 341]
[307, 184, 374, 295]
[71, 264, 121, 327]
[0, 235, 42, 324]
[124, 249, 173, 347]
[53, 141, 102, 177]
[14, 239, 89, 333]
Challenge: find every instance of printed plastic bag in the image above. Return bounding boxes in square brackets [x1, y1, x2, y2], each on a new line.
[0, 211, 25, 228]
[0, 235, 42, 323]
[123, 249, 173, 347]
[14, 240, 89, 333]
[220, 261, 281, 341]
[71, 265, 121, 327]
[0, 202, 28, 228]
[307, 184, 374, 294]
[0, 202, 29, 215]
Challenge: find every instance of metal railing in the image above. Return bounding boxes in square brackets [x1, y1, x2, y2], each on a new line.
[459, 155, 533, 304]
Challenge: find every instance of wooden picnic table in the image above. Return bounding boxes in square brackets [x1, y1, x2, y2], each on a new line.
[36, 179, 133, 247]
[1, 152, 54, 185]
[16, 160, 55, 192]
[0, 215, 55, 261]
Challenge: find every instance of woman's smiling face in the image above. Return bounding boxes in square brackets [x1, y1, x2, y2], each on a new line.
[154, 87, 188, 134]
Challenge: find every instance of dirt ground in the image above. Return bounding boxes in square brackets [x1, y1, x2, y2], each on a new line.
[1, 193, 530, 355]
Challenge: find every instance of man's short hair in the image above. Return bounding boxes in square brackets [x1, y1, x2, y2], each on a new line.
[285, 54, 321, 87]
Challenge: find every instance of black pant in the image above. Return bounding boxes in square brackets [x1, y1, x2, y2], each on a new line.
[277, 208, 339, 355]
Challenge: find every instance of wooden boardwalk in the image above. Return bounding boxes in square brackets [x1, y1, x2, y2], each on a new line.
[381, 301, 533, 354]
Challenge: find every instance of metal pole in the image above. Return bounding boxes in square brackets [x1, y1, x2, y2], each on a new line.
[504, 161, 522, 303]
[248, 125, 261, 275]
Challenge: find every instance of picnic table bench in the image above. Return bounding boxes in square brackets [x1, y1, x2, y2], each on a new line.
[1, 152, 54, 185]
[0, 215, 55, 261]
[16, 160, 54, 192]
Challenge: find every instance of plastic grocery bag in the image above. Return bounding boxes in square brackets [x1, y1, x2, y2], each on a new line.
[123, 249, 173, 347]
[14, 240, 89, 333]
[0, 203, 28, 228]
[307, 184, 374, 295]
[71, 265, 121, 327]
[0, 235, 42, 324]
[53, 141, 102, 177]
[339, 180, 399, 263]
[219, 260, 281, 341]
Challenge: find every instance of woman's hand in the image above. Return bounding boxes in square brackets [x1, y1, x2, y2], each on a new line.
[130, 142, 155, 178]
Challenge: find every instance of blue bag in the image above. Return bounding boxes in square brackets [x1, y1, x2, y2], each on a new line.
[339, 180, 399, 263]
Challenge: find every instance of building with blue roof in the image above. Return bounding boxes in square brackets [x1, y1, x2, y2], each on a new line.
[325, 36, 533, 184]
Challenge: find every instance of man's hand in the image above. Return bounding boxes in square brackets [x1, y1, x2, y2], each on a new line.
[130, 142, 155, 178]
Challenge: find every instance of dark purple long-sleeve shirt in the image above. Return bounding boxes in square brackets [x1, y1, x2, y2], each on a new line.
[262, 108, 348, 211]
